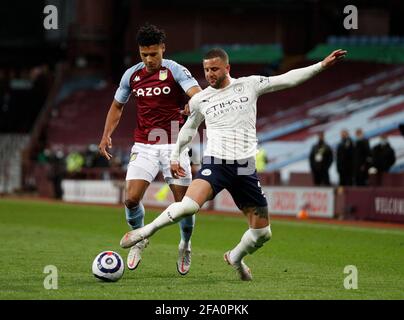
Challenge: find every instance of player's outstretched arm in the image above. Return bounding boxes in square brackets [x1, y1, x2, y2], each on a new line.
[262, 49, 347, 93]
[98, 99, 124, 160]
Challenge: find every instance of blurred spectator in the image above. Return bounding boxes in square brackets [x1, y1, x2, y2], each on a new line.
[336, 129, 354, 186]
[93, 152, 110, 168]
[49, 150, 65, 199]
[353, 129, 372, 186]
[37, 148, 51, 165]
[256, 147, 268, 173]
[92, 150, 110, 180]
[66, 151, 85, 173]
[369, 134, 396, 174]
[84, 144, 98, 168]
[309, 132, 333, 186]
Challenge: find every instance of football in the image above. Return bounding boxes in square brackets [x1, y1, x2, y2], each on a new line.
[92, 251, 124, 282]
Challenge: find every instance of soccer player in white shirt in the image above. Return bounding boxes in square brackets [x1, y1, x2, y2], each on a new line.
[120, 47, 346, 280]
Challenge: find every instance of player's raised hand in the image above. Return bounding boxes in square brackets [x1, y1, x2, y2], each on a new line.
[321, 49, 347, 68]
[99, 136, 113, 160]
[170, 160, 186, 178]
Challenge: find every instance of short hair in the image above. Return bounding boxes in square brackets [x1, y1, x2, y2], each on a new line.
[204, 48, 229, 64]
[136, 23, 166, 46]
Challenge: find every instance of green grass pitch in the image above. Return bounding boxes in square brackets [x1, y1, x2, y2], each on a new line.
[1, 198, 404, 300]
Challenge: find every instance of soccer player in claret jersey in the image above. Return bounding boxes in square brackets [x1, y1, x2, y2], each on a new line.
[98, 24, 201, 275]
[120, 47, 346, 281]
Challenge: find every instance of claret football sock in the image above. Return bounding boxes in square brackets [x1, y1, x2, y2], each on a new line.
[179, 214, 195, 248]
[125, 203, 145, 230]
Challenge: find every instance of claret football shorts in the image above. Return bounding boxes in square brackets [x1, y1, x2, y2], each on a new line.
[126, 143, 192, 186]
[195, 156, 268, 210]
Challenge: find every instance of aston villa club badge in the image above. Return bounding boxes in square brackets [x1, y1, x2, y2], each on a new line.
[129, 152, 138, 162]
[159, 69, 168, 81]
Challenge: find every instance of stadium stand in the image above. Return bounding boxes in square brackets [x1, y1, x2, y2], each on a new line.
[0, 65, 51, 133]
[46, 78, 136, 151]
[257, 60, 404, 184]
[310, 35, 404, 64]
[168, 44, 283, 64]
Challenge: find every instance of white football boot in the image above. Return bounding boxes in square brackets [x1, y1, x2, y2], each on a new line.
[120, 228, 145, 248]
[127, 239, 149, 270]
[224, 251, 252, 281]
[176, 245, 192, 276]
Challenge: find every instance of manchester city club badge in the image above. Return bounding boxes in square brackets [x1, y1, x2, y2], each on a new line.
[234, 83, 244, 93]
[159, 69, 168, 81]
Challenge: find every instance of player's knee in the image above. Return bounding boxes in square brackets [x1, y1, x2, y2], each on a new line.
[250, 226, 272, 248]
[181, 196, 200, 215]
[124, 197, 141, 209]
[168, 196, 199, 221]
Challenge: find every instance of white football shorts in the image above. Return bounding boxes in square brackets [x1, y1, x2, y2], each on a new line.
[126, 143, 192, 186]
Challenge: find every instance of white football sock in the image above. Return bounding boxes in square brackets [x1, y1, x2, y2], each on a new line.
[229, 226, 272, 263]
[141, 196, 200, 238]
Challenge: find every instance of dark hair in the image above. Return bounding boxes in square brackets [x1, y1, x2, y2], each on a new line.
[136, 23, 166, 46]
[203, 48, 229, 64]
